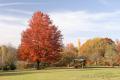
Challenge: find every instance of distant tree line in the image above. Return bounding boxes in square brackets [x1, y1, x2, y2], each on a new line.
[0, 45, 17, 70]
[58, 38, 120, 67]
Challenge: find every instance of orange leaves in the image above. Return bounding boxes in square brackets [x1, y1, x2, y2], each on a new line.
[80, 37, 114, 56]
[79, 37, 117, 65]
[116, 40, 120, 53]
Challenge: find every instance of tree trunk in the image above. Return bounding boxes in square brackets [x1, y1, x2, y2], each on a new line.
[81, 62, 84, 69]
[36, 60, 40, 70]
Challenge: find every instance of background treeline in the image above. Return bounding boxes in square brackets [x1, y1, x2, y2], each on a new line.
[80, 38, 120, 66]
[1, 37, 120, 71]
[58, 37, 120, 67]
[0, 45, 17, 70]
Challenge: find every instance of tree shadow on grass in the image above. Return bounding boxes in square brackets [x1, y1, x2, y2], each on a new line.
[46, 67, 103, 71]
[0, 70, 50, 76]
[0, 67, 115, 77]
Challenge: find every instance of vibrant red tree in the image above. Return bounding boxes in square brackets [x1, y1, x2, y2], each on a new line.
[19, 11, 63, 69]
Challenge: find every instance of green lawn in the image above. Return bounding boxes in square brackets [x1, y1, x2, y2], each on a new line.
[1, 68, 120, 80]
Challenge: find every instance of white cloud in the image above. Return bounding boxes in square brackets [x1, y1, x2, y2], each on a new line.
[0, 15, 28, 47]
[5, 9, 33, 15]
[0, 2, 44, 7]
[49, 11, 120, 46]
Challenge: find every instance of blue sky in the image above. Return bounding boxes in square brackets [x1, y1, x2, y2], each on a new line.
[0, 0, 120, 47]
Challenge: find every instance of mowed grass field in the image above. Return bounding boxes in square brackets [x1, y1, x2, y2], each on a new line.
[1, 68, 120, 80]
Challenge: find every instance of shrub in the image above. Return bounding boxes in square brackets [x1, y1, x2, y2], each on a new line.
[9, 63, 16, 70]
[16, 61, 35, 70]
[3, 65, 10, 71]
[16, 61, 28, 70]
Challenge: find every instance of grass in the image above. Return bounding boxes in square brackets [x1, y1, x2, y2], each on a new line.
[1, 68, 120, 80]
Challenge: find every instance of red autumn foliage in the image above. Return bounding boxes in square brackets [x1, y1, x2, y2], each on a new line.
[18, 11, 63, 64]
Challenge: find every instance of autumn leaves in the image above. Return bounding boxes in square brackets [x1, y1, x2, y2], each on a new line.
[18, 11, 62, 69]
